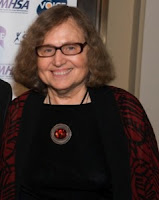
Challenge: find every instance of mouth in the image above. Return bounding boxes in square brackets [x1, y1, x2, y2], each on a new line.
[52, 69, 72, 76]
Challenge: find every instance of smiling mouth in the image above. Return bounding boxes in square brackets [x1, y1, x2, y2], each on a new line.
[53, 69, 72, 76]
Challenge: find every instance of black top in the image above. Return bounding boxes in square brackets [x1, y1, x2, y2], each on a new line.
[18, 102, 113, 200]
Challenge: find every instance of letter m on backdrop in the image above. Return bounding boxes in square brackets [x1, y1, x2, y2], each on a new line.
[0, 0, 8, 8]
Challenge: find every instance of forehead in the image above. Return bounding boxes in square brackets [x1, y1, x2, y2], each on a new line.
[44, 18, 85, 43]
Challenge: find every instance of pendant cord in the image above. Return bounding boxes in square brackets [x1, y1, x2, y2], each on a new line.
[48, 89, 88, 105]
[80, 89, 88, 104]
[48, 95, 51, 105]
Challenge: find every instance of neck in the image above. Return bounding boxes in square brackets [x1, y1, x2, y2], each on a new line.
[46, 87, 90, 105]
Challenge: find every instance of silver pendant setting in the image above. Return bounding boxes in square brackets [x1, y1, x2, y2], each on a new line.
[50, 123, 72, 145]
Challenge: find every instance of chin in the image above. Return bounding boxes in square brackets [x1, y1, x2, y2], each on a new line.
[52, 86, 71, 92]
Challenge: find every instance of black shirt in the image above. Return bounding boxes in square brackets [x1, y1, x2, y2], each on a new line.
[18, 102, 113, 200]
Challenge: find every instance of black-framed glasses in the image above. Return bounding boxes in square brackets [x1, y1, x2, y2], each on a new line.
[35, 42, 87, 57]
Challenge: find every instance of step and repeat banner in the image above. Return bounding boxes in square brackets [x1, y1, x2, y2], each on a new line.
[0, 0, 77, 96]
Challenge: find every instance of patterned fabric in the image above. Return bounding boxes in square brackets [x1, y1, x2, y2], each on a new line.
[0, 91, 29, 200]
[112, 87, 159, 199]
[0, 87, 159, 200]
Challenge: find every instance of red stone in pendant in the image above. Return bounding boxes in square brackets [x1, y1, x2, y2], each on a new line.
[54, 128, 67, 139]
[50, 123, 72, 145]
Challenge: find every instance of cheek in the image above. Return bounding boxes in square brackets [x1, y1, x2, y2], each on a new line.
[37, 59, 43, 70]
[81, 51, 88, 66]
[81, 57, 89, 72]
[37, 58, 49, 71]
[72, 54, 88, 69]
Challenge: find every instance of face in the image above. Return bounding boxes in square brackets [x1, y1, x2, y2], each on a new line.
[37, 18, 89, 94]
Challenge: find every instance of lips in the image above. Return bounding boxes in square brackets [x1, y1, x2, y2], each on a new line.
[52, 68, 72, 76]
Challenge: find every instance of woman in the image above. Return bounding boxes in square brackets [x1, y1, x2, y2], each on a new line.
[0, 5, 159, 200]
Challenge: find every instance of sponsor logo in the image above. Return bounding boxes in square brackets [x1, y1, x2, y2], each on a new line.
[14, 31, 26, 45]
[0, 64, 12, 77]
[0, 26, 6, 48]
[37, 0, 67, 15]
[0, 0, 30, 14]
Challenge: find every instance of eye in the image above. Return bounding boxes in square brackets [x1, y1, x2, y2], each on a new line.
[62, 44, 80, 54]
[38, 46, 55, 56]
[65, 45, 76, 51]
[42, 47, 54, 53]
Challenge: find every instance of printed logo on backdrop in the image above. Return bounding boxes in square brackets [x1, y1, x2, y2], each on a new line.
[0, 26, 6, 48]
[37, 0, 67, 15]
[14, 31, 26, 45]
[0, 0, 30, 14]
[0, 64, 12, 79]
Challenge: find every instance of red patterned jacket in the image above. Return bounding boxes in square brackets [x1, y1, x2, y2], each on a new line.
[0, 86, 159, 200]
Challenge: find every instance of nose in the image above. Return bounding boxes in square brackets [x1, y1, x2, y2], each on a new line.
[52, 49, 66, 67]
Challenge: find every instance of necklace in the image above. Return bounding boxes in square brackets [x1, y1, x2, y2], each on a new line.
[49, 89, 88, 145]
[48, 89, 88, 105]
[50, 123, 72, 145]
[80, 89, 88, 104]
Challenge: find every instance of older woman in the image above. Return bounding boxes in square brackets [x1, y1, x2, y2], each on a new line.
[0, 5, 159, 200]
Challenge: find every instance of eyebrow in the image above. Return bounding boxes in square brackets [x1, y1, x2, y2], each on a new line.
[41, 42, 84, 47]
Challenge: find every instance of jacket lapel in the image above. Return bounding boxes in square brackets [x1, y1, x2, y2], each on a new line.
[89, 86, 132, 199]
[15, 91, 45, 199]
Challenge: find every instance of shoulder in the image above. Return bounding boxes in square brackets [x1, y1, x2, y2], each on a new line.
[108, 86, 147, 119]
[107, 86, 143, 110]
[94, 85, 141, 107]
[12, 90, 31, 103]
[0, 79, 11, 91]
[0, 80, 12, 109]
[100, 86, 151, 130]
[89, 85, 142, 111]
[10, 90, 32, 112]
[107, 86, 155, 139]
[11, 90, 44, 110]
[108, 85, 139, 101]
[0, 79, 12, 99]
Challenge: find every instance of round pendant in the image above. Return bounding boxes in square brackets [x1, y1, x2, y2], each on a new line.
[50, 123, 72, 145]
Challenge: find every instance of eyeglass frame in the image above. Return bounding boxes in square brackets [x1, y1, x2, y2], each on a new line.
[35, 42, 87, 57]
